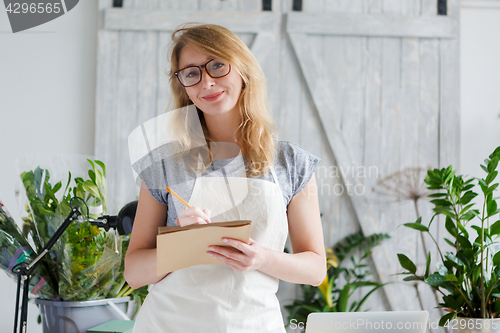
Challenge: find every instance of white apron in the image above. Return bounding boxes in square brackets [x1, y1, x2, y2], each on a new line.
[133, 167, 288, 333]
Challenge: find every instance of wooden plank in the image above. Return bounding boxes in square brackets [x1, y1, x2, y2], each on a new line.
[367, 0, 383, 14]
[401, 36, 445, 333]
[137, 32, 159, 124]
[98, 0, 112, 10]
[439, 12, 460, 168]
[113, 31, 140, 210]
[378, 34, 422, 313]
[279, 5, 315, 331]
[240, 0, 261, 12]
[158, 0, 198, 10]
[448, 0, 460, 17]
[360, 0, 388, 314]
[461, 0, 500, 8]
[401, 0, 421, 15]
[383, 0, 402, 14]
[325, 0, 364, 13]
[220, 0, 239, 11]
[157, 31, 172, 116]
[127, 0, 158, 9]
[335, 35, 365, 171]
[200, 0, 220, 10]
[104, 8, 280, 33]
[286, 12, 458, 38]
[410, 2, 447, 331]
[251, 32, 280, 121]
[421, 0, 437, 15]
[95, 30, 119, 209]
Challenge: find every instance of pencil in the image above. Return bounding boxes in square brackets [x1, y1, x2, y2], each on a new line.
[165, 187, 191, 208]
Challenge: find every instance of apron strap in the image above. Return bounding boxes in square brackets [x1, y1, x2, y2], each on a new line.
[269, 166, 282, 194]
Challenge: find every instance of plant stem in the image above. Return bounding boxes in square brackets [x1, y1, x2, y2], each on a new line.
[454, 283, 476, 318]
[427, 232, 445, 263]
[481, 199, 487, 318]
[485, 278, 500, 302]
[117, 285, 131, 298]
[414, 199, 430, 262]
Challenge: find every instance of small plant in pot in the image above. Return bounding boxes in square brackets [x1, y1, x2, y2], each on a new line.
[0, 157, 147, 333]
[398, 146, 500, 331]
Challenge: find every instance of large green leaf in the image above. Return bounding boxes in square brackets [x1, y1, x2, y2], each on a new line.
[337, 284, 353, 312]
[493, 251, 500, 266]
[442, 295, 460, 310]
[425, 252, 431, 279]
[490, 220, 500, 237]
[487, 199, 498, 218]
[444, 274, 458, 282]
[436, 262, 449, 276]
[486, 171, 498, 185]
[95, 160, 106, 177]
[430, 199, 453, 207]
[445, 217, 458, 238]
[404, 223, 429, 232]
[439, 312, 456, 327]
[398, 254, 417, 274]
[446, 252, 465, 267]
[459, 191, 478, 205]
[425, 273, 448, 287]
[488, 156, 499, 174]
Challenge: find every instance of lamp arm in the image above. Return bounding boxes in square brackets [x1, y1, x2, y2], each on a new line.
[14, 207, 82, 333]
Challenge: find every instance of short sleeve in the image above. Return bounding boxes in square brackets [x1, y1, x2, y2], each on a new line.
[148, 188, 168, 205]
[275, 141, 321, 200]
[290, 145, 321, 197]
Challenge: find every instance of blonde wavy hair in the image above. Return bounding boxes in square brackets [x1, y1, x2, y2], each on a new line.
[168, 23, 277, 177]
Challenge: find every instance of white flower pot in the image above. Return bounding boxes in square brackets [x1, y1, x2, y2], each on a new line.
[35, 297, 131, 333]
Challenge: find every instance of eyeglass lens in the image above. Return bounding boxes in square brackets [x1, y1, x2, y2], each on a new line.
[177, 59, 230, 87]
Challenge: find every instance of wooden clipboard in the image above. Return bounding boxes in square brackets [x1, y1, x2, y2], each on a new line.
[156, 220, 251, 276]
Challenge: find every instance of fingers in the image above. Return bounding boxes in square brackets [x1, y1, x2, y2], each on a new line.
[208, 238, 262, 272]
[176, 206, 211, 226]
[177, 216, 209, 227]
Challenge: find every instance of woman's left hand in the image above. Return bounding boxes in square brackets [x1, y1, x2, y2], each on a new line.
[207, 238, 269, 273]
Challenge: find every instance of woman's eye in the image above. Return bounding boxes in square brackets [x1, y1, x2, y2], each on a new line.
[185, 70, 199, 78]
[212, 62, 225, 70]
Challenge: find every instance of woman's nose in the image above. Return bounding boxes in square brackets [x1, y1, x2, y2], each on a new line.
[200, 69, 215, 88]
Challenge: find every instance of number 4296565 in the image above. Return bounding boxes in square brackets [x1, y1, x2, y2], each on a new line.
[5, 2, 61, 14]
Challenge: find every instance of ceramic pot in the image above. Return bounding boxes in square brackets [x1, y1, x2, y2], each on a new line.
[35, 296, 131, 333]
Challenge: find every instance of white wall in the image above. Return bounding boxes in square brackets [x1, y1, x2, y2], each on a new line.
[0, 1, 98, 332]
[460, 3, 500, 177]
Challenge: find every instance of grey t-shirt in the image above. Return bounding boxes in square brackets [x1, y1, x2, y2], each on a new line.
[142, 140, 320, 227]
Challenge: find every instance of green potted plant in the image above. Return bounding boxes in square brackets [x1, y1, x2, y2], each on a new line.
[0, 157, 147, 333]
[285, 232, 390, 330]
[398, 146, 500, 331]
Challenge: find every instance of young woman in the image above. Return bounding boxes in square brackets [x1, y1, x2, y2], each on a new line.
[125, 24, 326, 332]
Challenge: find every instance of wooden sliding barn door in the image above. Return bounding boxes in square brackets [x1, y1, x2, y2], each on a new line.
[95, 1, 460, 331]
[281, 1, 459, 331]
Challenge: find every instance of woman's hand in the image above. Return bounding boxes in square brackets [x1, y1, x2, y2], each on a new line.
[207, 238, 269, 273]
[175, 206, 211, 227]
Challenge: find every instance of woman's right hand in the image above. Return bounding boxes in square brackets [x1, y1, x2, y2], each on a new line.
[175, 207, 211, 226]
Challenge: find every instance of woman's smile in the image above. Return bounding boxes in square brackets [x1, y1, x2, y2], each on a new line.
[202, 91, 224, 102]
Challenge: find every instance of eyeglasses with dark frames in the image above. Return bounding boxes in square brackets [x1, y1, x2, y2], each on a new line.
[174, 59, 231, 88]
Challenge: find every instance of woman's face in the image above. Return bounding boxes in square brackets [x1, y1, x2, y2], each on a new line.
[178, 44, 243, 118]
